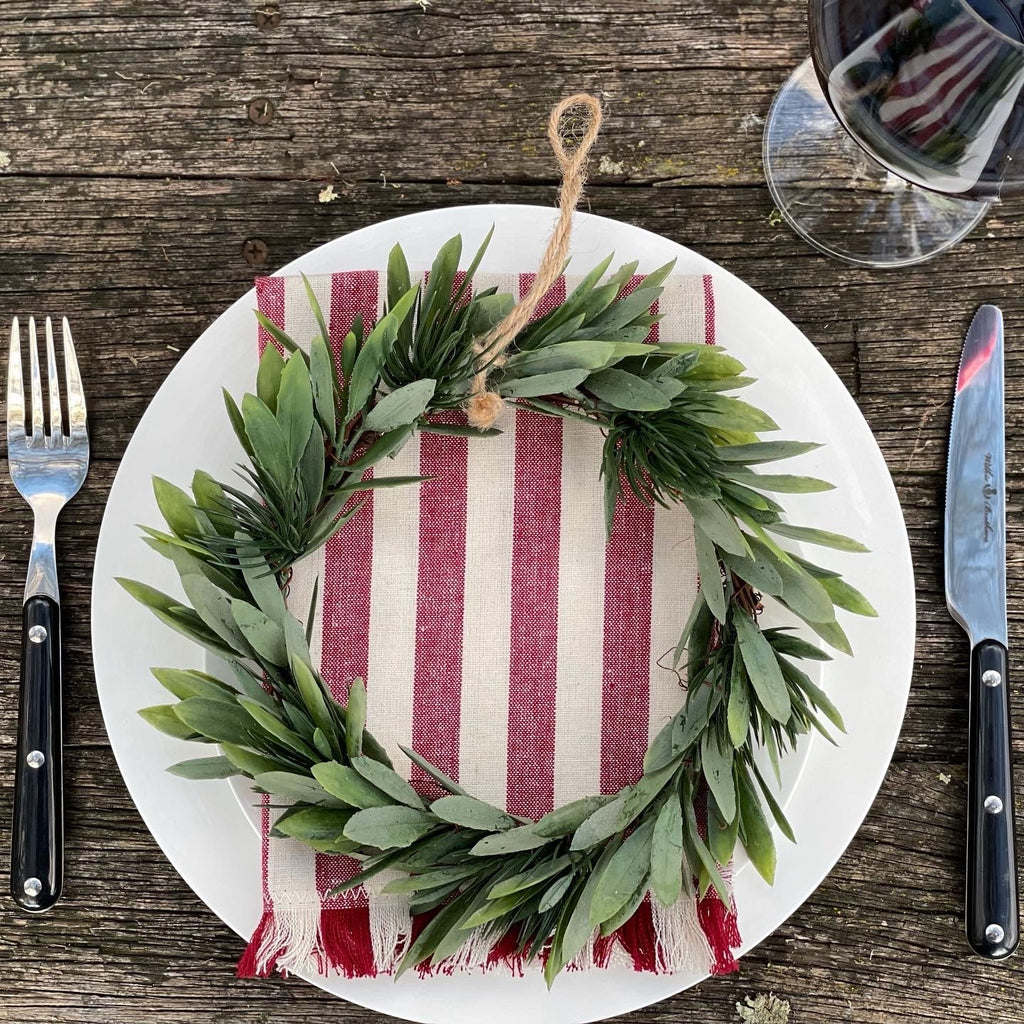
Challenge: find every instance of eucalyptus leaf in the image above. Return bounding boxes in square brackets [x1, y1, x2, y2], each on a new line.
[498, 368, 589, 398]
[470, 825, 550, 856]
[221, 742, 291, 777]
[399, 744, 468, 796]
[586, 368, 672, 412]
[570, 761, 677, 851]
[222, 388, 255, 458]
[345, 678, 367, 759]
[139, 704, 199, 741]
[254, 770, 335, 805]
[383, 864, 481, 894]
[256, 344, 285, 414]
[685, 498, 749, 557]
[238, 698, 320, 762]
[167, 755, 237, 780]
[650, 795, 685, 907]
[343, 805, 437, 850]
[292, 656, 341, 758]
[700, 727, 736, 823]
[732, 611, 791, 723]
[537, 874, 574, 913]
[174, 697, 253, 745]
[309, 333, 337, 438]
[764, 521, 869, 553]
[533, 795, 616, 838]
[819, 574, 878, 617]
[152, 477, 205, 540]
[273, 805, 354, 843]
[364, 379, 437, 434]
[311, 761, 391, 809]
[488, 855, 573, 900]
[151, 666, 236, 703]
[707, 794, 740, 865]
[727, 649, 751, 748]
[346, 284, 418, 419]
[694, 526, 726, 624]
[591, 818, 655, 925]
[351, 755, 426, 810]
[716, 440, 822, 464]
[432, 795, 516, 832]
[737, 764, 777, 884]
[241, 393, 292, 494]
[230, 600, 288, 665]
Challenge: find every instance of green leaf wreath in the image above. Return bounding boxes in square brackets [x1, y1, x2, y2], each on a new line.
[123, 232, 875, 985]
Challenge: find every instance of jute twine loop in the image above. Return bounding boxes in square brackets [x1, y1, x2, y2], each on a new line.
[466, 92, 604, 429]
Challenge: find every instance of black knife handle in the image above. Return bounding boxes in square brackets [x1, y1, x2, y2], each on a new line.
[10, 596, 63, 913]
[967, 639, 1018, 957]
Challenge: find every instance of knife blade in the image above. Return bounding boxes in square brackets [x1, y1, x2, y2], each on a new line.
[945, 303, 1019, 959]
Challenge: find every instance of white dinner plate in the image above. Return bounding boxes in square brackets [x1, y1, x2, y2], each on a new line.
[92, 205, 914, 1024]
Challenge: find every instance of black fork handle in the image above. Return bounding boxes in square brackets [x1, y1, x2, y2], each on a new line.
[10, 596, 63, 912]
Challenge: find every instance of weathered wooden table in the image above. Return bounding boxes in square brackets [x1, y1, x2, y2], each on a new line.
[0, 2, 1020, 1022]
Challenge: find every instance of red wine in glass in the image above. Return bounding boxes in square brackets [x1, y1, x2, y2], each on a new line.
[764, 0, 1024, 265]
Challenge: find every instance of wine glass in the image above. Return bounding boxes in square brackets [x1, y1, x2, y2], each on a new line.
[764, 0, 1024, 267]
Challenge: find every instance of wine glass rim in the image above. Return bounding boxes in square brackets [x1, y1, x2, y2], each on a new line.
[956, 0, 1024, 51]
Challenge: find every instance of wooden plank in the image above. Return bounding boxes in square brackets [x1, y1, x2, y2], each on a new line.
[0, 1, 803, 185]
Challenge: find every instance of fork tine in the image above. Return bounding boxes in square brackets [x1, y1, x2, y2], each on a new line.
[8, 317, 25, 440]
[45, 317, 62, 441]
[28, 318, 45, 444]
[62, 318, 87, 439]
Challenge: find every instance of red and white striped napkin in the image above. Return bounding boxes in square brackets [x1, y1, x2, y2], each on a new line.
[237, 264, 741, 980]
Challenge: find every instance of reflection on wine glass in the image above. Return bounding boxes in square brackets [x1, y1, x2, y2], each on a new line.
[764, 0, 1024, 267]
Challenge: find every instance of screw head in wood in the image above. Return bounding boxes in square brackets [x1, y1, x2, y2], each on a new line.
[255, 8, 281, 29]
[247, 98, 275, 125]
[241, 238, 269, 267]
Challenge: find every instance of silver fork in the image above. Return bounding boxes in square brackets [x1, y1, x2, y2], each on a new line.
[7, 316, 88, 913]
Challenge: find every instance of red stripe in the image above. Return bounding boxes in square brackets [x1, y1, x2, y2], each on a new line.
[316, 270, 381, 905]
[255, 275, 285, 358]
[411, 411, 469, 786]
[329, 269, 379, 368]
[504, 274, 566, 818]
[703, 274, 715, 346]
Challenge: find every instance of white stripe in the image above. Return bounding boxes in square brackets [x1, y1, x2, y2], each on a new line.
[648, 507, 697, 743]
[458, 406, 517, 806]
[283, 273, 332, 347]
[657, 274, 706, 346]
[364, 429, 422, 765]
[553, 416, 608, 806]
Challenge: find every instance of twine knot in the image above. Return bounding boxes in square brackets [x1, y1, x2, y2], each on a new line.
[466, 92, 604, 430]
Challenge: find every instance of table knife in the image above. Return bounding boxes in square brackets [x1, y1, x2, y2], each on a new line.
[945, 304, 1019, 958]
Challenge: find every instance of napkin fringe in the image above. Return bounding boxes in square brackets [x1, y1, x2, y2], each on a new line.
[238, 891, 739, 979]
[697, 886, 742, 975]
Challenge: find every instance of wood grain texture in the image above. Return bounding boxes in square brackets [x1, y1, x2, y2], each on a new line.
[1, 0, 1023, 1021]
